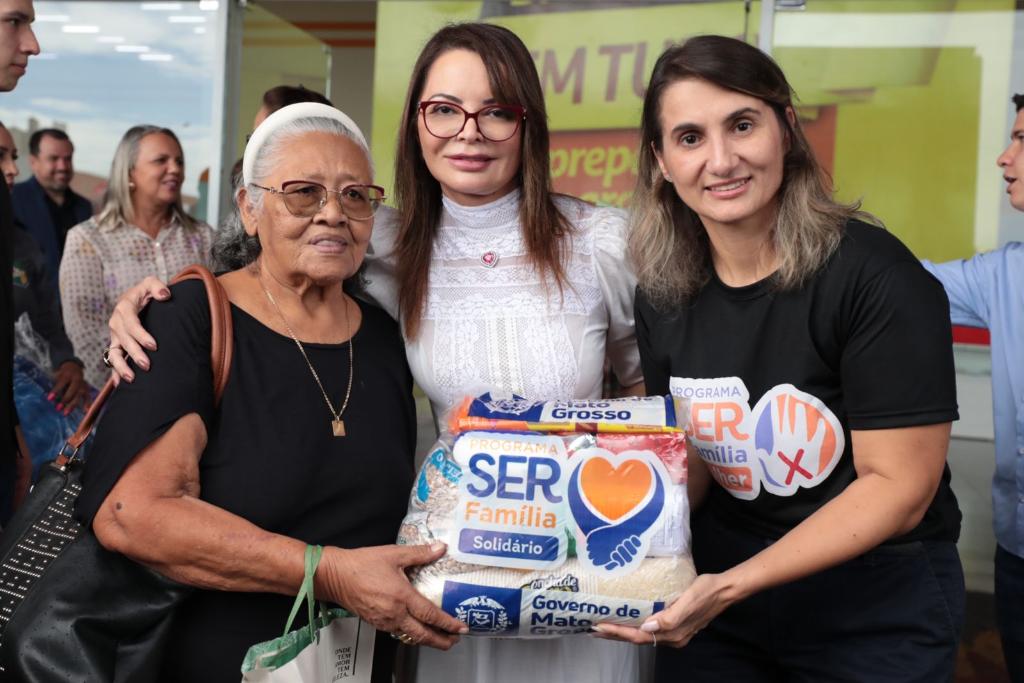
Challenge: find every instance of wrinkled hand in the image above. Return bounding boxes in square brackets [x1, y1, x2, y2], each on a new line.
[107, 276, 170, 385]
[315, 543, 468, 650]
[50, 361, 89, 415]
[593, 572, 742, 647]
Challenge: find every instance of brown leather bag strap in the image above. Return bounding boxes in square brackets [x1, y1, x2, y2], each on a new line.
[170, 265, 233, 403]
[61, 265, 233, 458]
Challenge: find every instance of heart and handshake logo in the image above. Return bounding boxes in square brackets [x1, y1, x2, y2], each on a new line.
[567, 450, 670, 576]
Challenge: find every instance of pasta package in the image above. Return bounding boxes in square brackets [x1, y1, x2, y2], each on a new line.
[398, 395, 696, 638]
[449, 392, 686, 435]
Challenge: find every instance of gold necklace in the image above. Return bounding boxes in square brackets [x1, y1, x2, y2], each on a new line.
[259, 277, 354, 437]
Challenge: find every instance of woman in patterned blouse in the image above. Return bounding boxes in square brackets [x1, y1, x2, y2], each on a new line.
[59, 125, 213, 388]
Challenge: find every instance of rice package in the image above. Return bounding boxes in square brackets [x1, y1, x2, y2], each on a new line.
[398, 394, 696, 638]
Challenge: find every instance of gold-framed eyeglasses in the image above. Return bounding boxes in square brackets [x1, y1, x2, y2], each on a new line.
[251, 180, 386, 220]
[418, 101, 527, 142]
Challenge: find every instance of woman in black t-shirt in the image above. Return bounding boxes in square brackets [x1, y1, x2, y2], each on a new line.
[593, 36, 964, 682]
[75, 104, 467, 682]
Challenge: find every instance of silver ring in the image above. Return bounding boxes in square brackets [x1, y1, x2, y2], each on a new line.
[396, 632, 415, 645]
[651, 633, 657, 648]
[102, 345, 120, 368]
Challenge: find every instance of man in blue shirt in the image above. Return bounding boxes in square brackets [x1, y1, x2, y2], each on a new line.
[922, 93, 1024, 682]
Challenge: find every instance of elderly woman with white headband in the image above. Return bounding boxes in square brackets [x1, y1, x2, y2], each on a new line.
[75, 103, 468, 683]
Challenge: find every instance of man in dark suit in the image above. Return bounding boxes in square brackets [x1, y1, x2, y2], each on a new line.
[0, 0, 39, 525]
[12, 129, 92, 282]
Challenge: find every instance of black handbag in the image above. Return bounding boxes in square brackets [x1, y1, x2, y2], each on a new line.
[0, 265, 233, 682]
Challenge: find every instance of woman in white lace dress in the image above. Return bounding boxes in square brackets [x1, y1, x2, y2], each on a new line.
[105, 23, 646, 683]
[363, 23, 646, 683]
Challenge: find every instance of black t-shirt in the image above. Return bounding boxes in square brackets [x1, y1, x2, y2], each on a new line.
[76, 279, 415, 682]
[635, 220, 961, 543]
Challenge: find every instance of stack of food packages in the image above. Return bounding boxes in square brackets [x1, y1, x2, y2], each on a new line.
[398, 393, 695, 638]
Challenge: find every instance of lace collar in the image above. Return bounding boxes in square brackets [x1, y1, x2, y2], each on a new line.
[441, 188, 521, 229]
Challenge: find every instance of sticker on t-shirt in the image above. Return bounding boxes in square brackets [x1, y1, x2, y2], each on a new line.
[670, 377, 844, 501]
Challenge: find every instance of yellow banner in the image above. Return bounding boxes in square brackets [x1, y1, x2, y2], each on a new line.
[493, 2, 748, 129]
[371, 1, 747, 205]
[371, 0, 1012, 257]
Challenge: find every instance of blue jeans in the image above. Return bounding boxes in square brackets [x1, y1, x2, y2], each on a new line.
[656, 511, 965, 683]
[996, 544, 1024, 683]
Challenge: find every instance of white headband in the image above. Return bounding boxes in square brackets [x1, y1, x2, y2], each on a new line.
[241, 102, 369, 186]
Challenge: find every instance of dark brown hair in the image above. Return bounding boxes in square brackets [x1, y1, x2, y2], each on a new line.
[393, 22, 571, 338]
[29, 128, 71, 156]
[629, 35, 868, 308]
[262, 84, 331, 112]
[1013, 93, 1024, 112]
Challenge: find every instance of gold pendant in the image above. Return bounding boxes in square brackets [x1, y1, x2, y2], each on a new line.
[332, 419, 346, 437]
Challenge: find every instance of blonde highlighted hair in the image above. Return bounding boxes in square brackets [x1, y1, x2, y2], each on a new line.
[630, 35, 876, 309]
[96, 125, 198, 233]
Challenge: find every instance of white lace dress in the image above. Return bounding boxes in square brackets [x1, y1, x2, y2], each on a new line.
[365, 189, 645, 683]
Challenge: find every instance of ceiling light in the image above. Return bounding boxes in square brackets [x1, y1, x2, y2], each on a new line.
[35, 14, 70, 22]
[141, 2, 183, 10]
[115, 45, 150, 53]
[140, 53, 174, 62]
[168, 15, 205, 23]
[61, 25, 101, 34]
[97, 36, 126, 43]
[198, 0, 219, 10]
